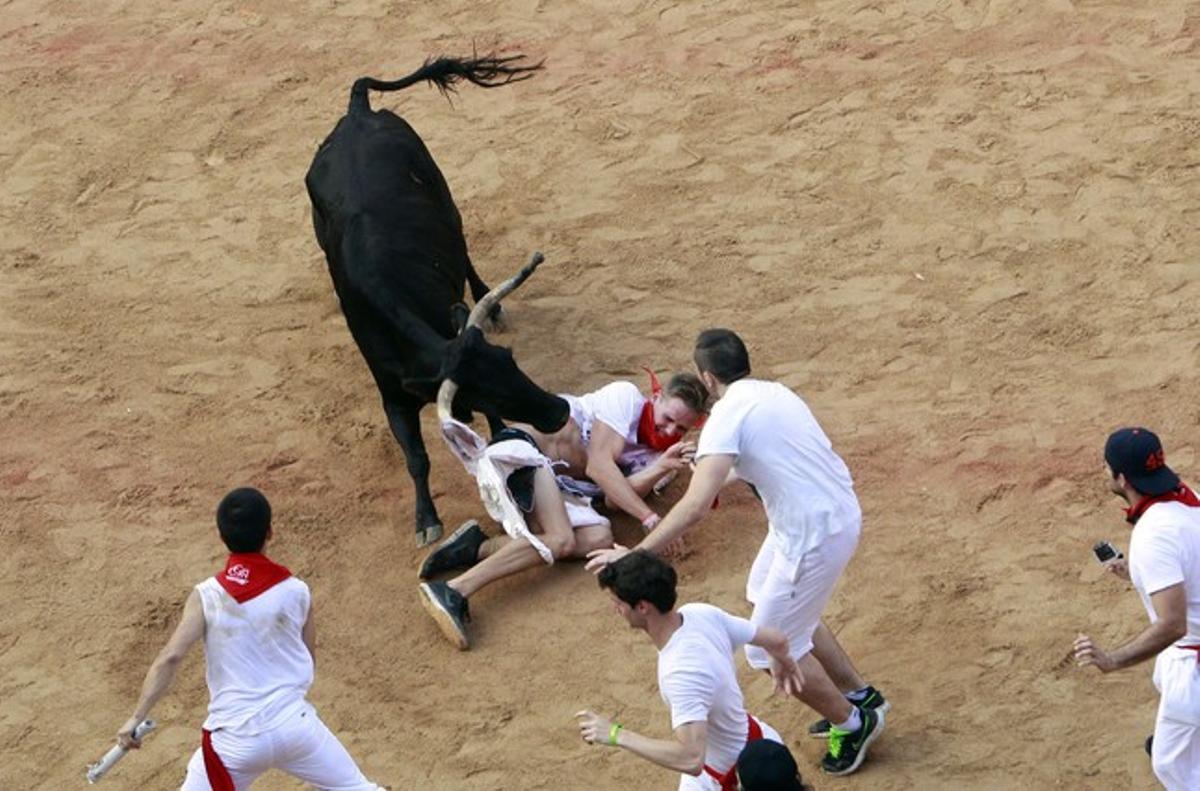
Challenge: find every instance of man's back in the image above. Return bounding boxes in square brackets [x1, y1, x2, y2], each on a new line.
[697, 379, 860, 559]
[196, 576, 314, 735]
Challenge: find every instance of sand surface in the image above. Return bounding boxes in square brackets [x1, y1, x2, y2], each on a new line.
[3, 1, 1200, 788]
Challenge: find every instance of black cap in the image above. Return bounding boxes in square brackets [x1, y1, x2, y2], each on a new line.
[736, 739, 804, 791]
[1105, 427, 1180, 496]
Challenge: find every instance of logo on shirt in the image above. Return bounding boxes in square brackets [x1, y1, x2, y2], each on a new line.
[224, 563, 251, 586]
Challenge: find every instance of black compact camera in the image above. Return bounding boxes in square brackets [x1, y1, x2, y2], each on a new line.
[1092, 540, 1124, 564]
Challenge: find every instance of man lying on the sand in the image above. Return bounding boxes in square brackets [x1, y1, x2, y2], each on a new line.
[418, 371, 708, 650]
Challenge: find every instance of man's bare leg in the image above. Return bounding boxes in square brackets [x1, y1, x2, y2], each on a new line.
[806, 621, 890, 742]
[477, 535, 512, 560]
[812, 620, 867, 693]
[793, 652, 854, 725]
[447, 466, 576, 599]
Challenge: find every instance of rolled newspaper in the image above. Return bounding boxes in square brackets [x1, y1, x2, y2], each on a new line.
[86, 719, 155, 784]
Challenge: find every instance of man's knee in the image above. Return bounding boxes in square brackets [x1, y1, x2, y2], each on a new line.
[573, 527, 613, 556]
[544, 531, 577, 559]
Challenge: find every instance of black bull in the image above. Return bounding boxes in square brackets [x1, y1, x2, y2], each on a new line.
[304, 55, 569, 547]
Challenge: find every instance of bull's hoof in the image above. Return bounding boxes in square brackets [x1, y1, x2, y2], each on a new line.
[416, 523, 444, 548]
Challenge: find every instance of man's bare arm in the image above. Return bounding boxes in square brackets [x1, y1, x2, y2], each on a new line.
[587, 421, 658, 524]
[1076, 583, 1188, 672]
[584, 454, 734, 573]
[748, 625, 805, 696]
[638, 454, 733, 555]
[576, 711, 707, 776]
[605, 442, 694, 506]
[117, 589, 206, 747]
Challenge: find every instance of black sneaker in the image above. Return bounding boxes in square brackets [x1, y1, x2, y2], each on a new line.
[821, 706, 884, 776]
[418, 581, 471, 650]
[809, 686, 890, 738]
[419, 520, 485, 579]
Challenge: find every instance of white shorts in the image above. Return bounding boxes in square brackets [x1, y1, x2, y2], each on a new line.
[1151, 647, 1200, 790]
[744, 527, 858, 669]
[676, 720, 783, 791]
[181, 703, 382, 790]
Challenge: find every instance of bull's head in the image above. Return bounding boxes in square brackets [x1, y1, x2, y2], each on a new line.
[436, 253, 570, 433]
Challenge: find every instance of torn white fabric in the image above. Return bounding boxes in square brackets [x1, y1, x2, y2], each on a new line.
[441, 419, 609, 565]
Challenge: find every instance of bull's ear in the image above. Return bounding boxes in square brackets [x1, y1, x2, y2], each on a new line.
[441, 327, 484, 378]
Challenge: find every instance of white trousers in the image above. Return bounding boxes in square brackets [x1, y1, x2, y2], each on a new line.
[181, 703, 382, 790]
[1151, 647, 1200, 790]
[744, 527, 859, 669]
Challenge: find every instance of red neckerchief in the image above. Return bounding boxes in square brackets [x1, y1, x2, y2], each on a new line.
[637, 367, 705, 452]
[1126, 484, 1200, 524]
[703, 715, 764, 790]
[216, 553, 292, 603]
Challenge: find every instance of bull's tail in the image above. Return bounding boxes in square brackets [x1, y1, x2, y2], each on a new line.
[349, 53, 543, 115]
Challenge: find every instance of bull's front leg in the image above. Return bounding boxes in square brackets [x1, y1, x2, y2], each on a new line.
[383, 398, 444, 547]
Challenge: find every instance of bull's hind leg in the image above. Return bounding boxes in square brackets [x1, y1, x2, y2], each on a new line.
[383, 398, 444, 547]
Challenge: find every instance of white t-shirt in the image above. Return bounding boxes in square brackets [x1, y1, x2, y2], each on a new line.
[196, 576, 315, 734]
[695, 379, 861, 571]
[561, 381, 653, 469]
[658, 603, 758, 775]
[1129, 500, 1200, 644]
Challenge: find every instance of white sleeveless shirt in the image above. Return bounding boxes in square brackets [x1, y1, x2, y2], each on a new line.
[195, 576, 314, 734]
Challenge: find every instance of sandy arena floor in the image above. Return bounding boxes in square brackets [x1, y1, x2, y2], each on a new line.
[4, 1, 1200, 788]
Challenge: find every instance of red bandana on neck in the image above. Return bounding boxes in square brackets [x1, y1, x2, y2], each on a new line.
[216, 553, 292, 603]
[636, 367, 706, 452]
[1126, 484, 1200, 524]
[637, 368, 680, 451]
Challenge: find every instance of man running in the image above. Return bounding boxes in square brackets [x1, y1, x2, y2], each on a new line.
[1075, 427, 1200, 790]
[575, 550, 801, 790]
[588, 328, 887, 776]
[113, 488, 385, 790]
[419, 373, 707, 649]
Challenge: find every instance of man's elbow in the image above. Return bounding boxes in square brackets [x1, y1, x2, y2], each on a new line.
[681, 748, 706, 776]
[157, 647, 188, 667]
[1167, 619, 1188, 643]
[585, 458, 608, 483]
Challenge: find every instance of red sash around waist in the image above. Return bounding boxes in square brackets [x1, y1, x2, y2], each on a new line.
[702, 714, 763, 791]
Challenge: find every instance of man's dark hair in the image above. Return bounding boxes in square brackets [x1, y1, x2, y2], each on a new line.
[694, 328, 751, 385]
[597, 550, 677, 613]
[216, 487, 272, 553]
[664, 372, 709, 414]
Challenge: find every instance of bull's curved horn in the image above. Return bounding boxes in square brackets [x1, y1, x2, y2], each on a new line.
[436, 251, 546, 423]
[464, 251, 545, 331]
[437, 378, 458, 423]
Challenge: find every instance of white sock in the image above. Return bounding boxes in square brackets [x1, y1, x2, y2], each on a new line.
[834, 708, 862, 734]
[845, 686, 871, 703]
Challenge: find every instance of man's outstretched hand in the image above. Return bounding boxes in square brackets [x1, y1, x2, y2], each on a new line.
[585, 544, 631, 574]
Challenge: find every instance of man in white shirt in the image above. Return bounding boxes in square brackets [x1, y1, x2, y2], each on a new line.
[575, 550, 802, 790]
[587, 329, 885, 777]
[1075, 427, 1200, 790]
[113, 488, 384, 790]
[419, 373, 707, 650]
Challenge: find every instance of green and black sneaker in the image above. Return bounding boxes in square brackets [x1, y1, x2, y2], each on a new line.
[808, 686, 890, 738]
[821, 706, 884, 777]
